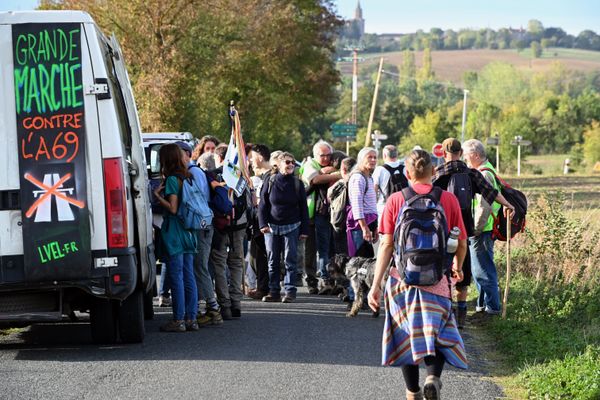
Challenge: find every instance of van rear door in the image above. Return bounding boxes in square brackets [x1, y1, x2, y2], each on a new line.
[10, 22, 92, 282]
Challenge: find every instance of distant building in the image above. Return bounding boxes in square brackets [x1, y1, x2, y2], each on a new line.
[344, 0, 365, 41]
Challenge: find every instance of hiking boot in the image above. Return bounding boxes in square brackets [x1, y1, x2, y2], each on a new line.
[197, 309, 224, 326]
[262, 294, 281, 302]
[318, 285, 333, 295]
[406, 389, 423, 400]
[331, 285, 344, 296]
[456, 308, 467, 329]
[160, 320, 185, 333]
[158, 296, 171, 307]
[247, 289, 266, 300]
[281, 295, 295, 303]
[423, 375, 442, 400]
[185, 320, 199, 332]
[220, 307, 233, 320]
[307, 286, 319, 295]
[231, 308, 241, 318]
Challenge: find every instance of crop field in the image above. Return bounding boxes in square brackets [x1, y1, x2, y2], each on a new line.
[338, 48, 600, 84]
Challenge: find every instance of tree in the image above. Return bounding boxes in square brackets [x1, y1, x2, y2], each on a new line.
[429, 27, 443, 50]
[531, 41, 543, 58]
[443, 29, 458, 50]
[416, 48, 434, 82]
[527, 19, 544, 41]
[41, 0, 342, 155]
[400, 110, 441, 154]
[401, 49, 416, 82]
[583, 121, 600, 165]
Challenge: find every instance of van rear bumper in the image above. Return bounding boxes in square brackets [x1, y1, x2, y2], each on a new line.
[0, 248, 139, 303]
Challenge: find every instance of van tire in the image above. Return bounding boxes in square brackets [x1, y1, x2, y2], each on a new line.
[118, 289, 145, 343]
[90, 299, 118, 344]
[143, 286, 154, 320]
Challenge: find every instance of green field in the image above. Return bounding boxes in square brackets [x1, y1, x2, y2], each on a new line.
[520, 47, 600, 62]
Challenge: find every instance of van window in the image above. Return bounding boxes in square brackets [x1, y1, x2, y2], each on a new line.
[97, 31, 131, 151]
[149, 144, 162, 176]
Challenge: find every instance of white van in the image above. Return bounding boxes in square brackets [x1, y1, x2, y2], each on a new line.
[0, 11, 155, 343]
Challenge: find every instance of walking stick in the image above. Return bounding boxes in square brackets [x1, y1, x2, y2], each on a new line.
[502, 212, 512, 319]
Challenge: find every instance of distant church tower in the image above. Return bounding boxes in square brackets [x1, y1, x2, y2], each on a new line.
[354, 0, 365, 38]
[345, 0, 365, 41]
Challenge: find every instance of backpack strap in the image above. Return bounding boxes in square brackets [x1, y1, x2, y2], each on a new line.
[428, 186, 443, 203]
[480, 167, 505, 189]
[400, 186, 417, 202]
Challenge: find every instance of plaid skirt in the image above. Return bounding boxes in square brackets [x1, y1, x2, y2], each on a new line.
[382, 269, 468, 369]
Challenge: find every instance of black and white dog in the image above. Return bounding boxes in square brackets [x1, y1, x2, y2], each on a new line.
[327, 254, 379, 318]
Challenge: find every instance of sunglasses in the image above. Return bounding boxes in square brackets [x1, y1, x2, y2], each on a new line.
[283, 159, 294, 165]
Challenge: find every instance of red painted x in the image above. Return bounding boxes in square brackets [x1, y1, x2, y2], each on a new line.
[24, 172, 85, 219]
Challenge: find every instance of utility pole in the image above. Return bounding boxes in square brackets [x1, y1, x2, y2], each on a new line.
[351, 48, 359, 128]
[461, 89, 469, 143]
[365, 57, 384, 148]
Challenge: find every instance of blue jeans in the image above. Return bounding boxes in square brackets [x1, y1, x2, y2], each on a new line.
[469, 231, 501, 314]
[264, 228, 299, 297]
[314, 214, 331, 279]
[194, 227, 216, 302]
[159, 262, 170, 297]
[167, 253, 198, 320]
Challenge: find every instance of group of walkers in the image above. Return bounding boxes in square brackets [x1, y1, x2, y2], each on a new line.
[153, 134, 515, 400]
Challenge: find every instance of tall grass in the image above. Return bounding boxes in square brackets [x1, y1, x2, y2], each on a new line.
[489, 192, 600, 399]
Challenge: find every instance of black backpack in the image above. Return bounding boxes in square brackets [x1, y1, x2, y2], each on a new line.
[382, 164, 408, 199]
[481, 168, 527, 241]
[446, 171, 475, 237]
[393, 186, 450, 286]
[329, 172, 368, 233]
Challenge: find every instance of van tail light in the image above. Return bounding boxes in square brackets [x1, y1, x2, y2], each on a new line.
[104, 157, 128, 248]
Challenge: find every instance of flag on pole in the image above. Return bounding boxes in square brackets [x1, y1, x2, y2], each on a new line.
[222, 102, 252, 196]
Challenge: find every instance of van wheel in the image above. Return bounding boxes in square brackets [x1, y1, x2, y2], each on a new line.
[90, 299, 118, 344]
[118, 289, 145, 343]
[143, 285, 155, 320]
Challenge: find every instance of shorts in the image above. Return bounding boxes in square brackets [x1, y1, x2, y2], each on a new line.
[455, 245, 472, 289]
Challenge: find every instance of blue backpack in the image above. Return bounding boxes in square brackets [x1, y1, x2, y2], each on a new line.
[393, 186, 449, 286]
[177, 172, 211, 231]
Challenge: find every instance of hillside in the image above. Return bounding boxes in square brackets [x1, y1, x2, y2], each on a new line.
[337, 48, 600, 84]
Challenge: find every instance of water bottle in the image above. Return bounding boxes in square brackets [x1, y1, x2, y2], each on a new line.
[447, 226, 460, 254]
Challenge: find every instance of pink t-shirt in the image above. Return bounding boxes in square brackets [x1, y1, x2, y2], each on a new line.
[379, 183, 467, 298]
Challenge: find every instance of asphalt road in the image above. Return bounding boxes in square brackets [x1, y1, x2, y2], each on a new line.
[0, 288, 504, 400]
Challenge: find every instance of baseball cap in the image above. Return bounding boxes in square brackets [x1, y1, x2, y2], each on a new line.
[175, 141, 193, 156]
[442, 138, 462, 154]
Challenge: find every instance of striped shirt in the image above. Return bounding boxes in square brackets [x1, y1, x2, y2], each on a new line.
[348, 171, 377, 220]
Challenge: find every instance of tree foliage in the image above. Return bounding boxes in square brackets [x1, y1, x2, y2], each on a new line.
[40, 0, 342, 156]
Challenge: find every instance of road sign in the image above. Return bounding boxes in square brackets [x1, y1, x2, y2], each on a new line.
[511, 140, 531, 146]
[331, 123, 357, 137]
[371, 133, 387, 140]
[432, 143, 444, 158]
[487, 137, 499, 146]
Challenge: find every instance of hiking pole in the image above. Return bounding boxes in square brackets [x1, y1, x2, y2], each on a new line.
[502, 212, 512, 319]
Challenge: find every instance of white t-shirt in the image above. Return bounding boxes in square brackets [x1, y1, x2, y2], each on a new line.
[373, 160, 403, 208]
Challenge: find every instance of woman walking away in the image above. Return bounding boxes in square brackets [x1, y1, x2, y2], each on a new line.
[258, 152, 309, 303]
[368, 149, 468, 400]
[154, 144, 199, 332]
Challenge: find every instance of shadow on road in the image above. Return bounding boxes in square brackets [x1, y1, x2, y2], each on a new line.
[1, 291, 491, 375]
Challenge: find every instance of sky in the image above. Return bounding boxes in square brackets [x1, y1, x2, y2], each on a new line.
[1, 0, 598, 36]
[334, 0, 599, 35]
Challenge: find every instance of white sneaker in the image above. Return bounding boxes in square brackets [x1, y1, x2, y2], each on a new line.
[158, 296, 172, 307]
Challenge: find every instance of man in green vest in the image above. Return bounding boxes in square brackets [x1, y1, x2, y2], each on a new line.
[462, 139, 502, 317]
[300, 140, 341, 293]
